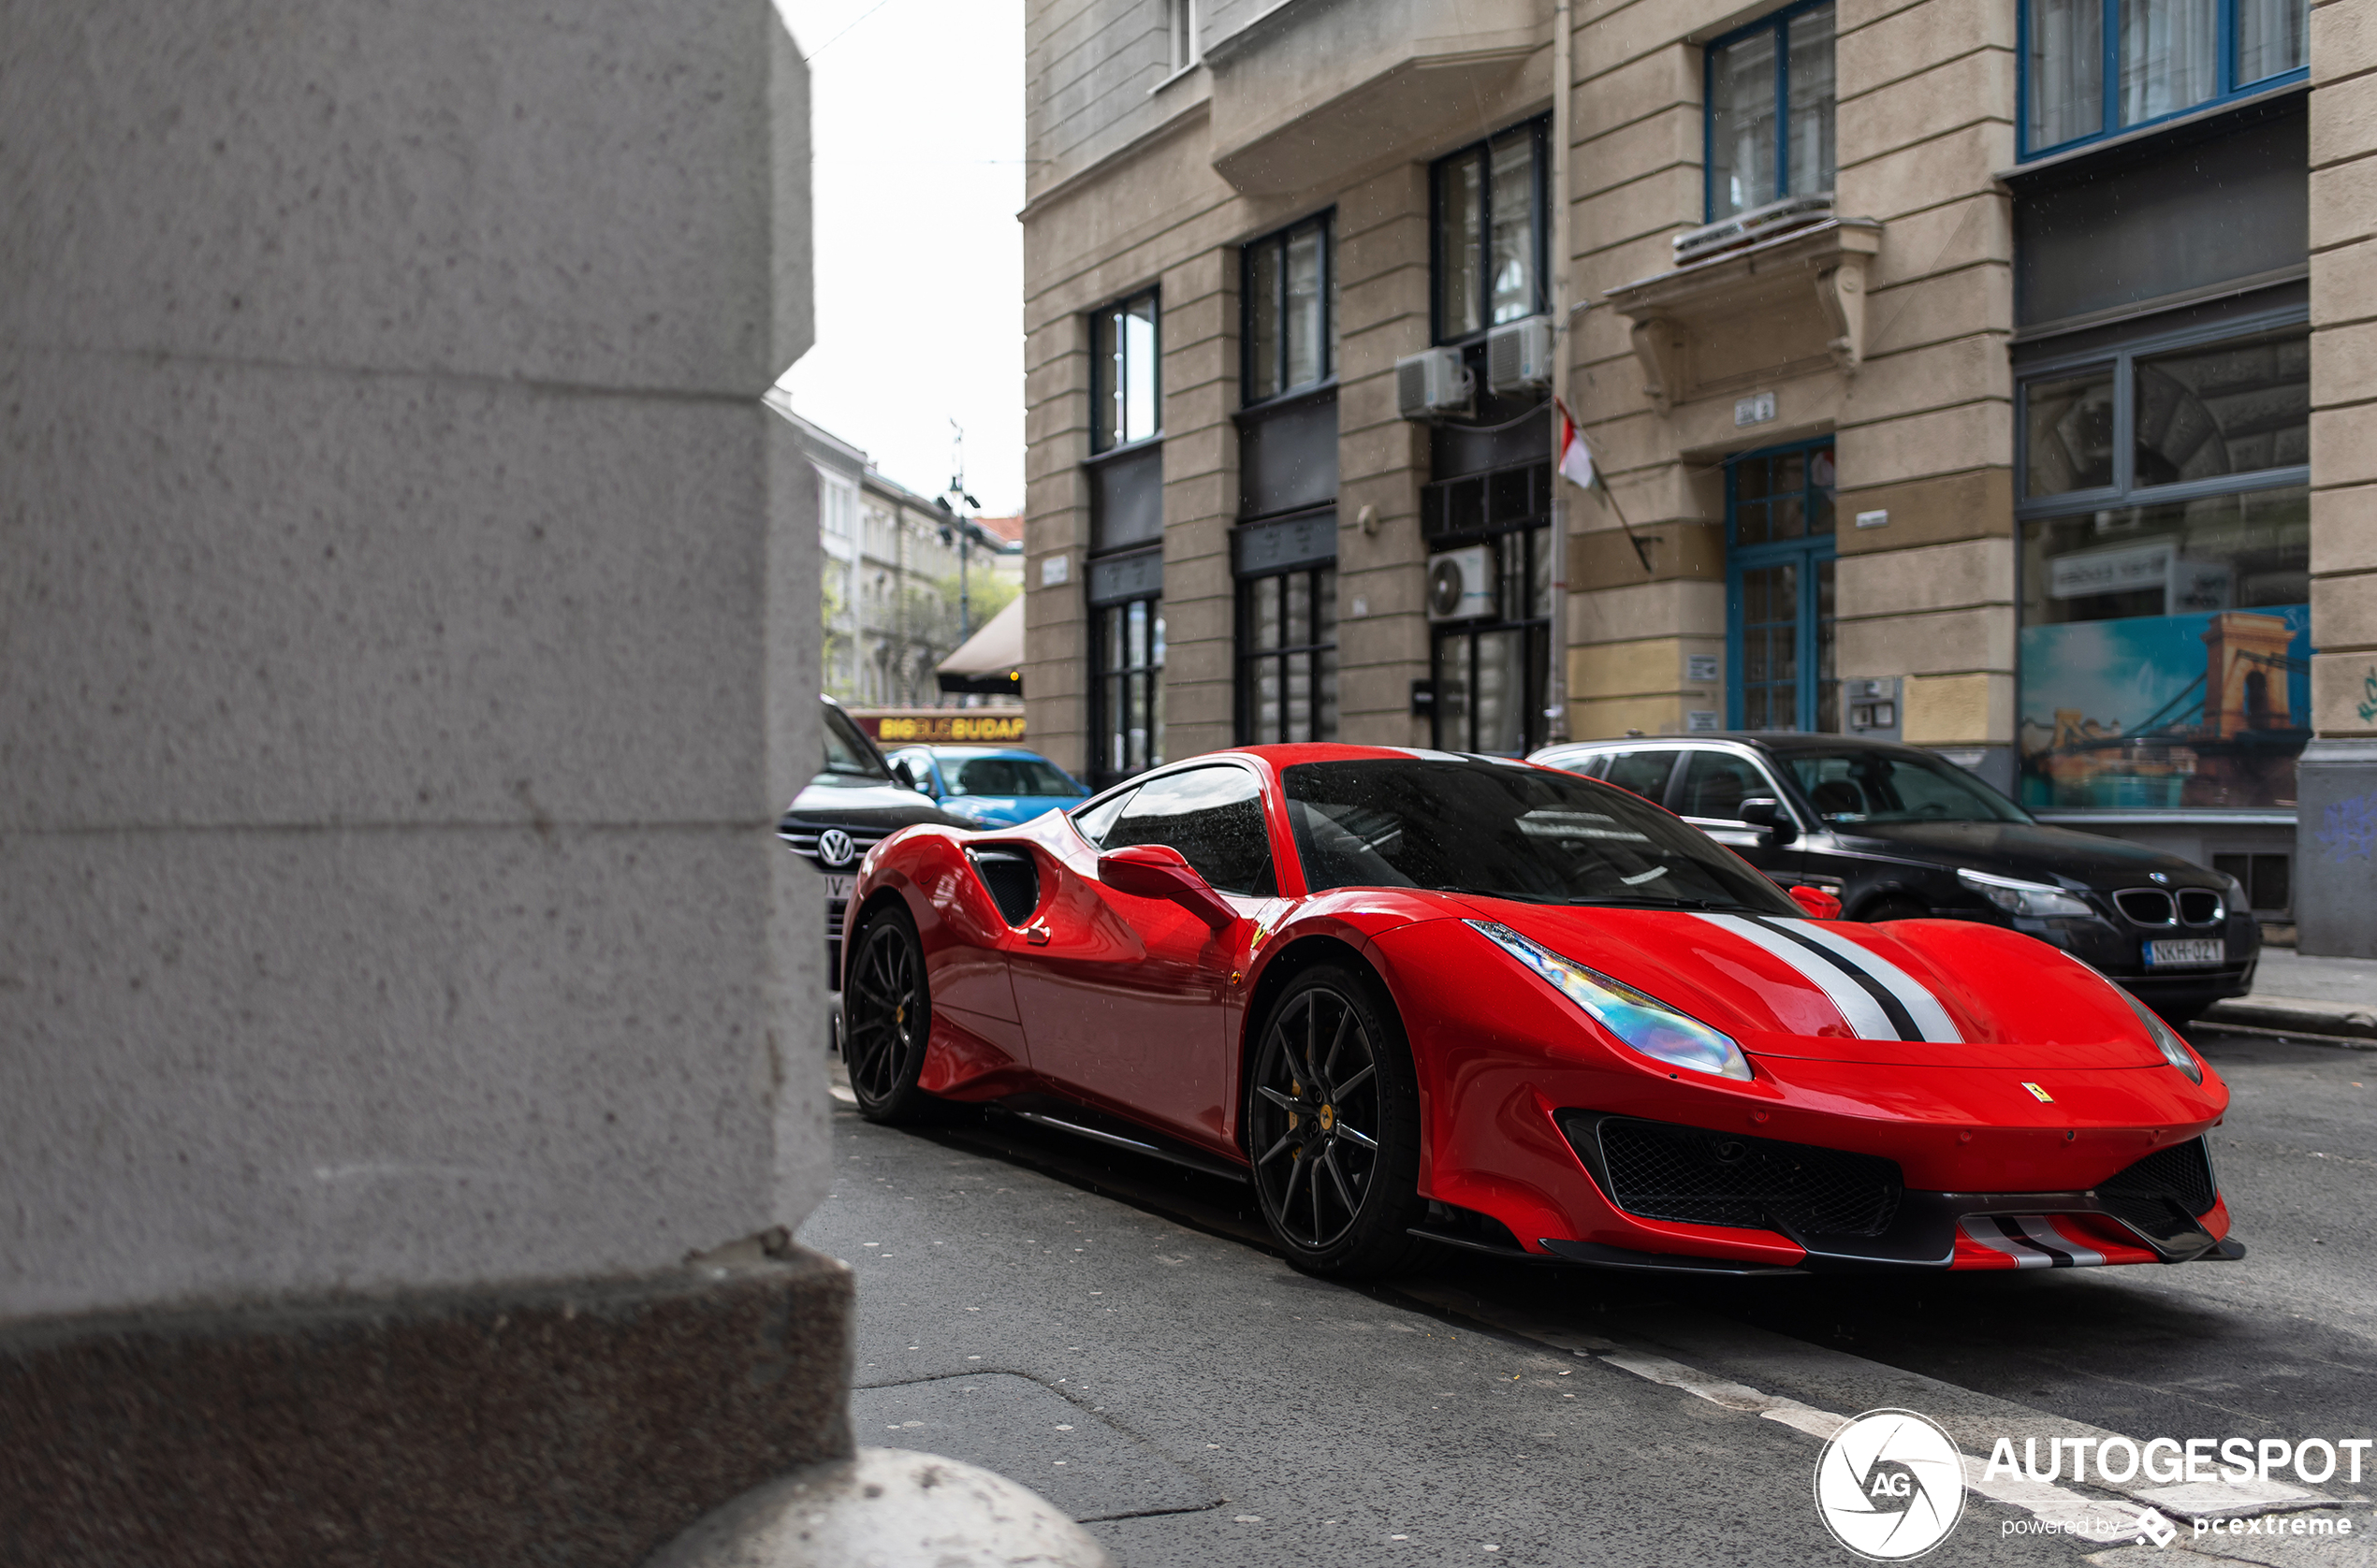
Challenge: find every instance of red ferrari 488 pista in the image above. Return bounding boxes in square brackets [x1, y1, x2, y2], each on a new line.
[837, 746, 2239, 1279]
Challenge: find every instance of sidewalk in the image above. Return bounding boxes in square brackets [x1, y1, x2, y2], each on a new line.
[2199, 947, 2377, 1042]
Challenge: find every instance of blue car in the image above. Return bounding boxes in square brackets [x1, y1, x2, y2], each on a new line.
[882, 744, 1090, 828]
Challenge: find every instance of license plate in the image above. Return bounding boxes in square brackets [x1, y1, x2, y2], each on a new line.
[2146, 937, 2224, 968]
[823, 874, 854, 902]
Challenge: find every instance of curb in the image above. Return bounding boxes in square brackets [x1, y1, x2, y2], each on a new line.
[2199, 995, 2377, 1044]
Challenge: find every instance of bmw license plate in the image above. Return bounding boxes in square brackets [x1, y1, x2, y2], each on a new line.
[2146, 937, 2224, 968]
[823, 873, 854, 902]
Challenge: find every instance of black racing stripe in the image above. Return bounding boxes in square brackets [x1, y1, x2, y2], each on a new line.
[2014, 1219, 2081, 1269]
[1976, 1215, 2057, 1266]
[1747, 916, 1923, 1040]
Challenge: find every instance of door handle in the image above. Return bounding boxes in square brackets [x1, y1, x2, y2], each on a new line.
[1023, 922, 1050, 946]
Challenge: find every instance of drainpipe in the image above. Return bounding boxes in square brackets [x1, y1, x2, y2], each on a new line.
[1545, 0, 1575, 747]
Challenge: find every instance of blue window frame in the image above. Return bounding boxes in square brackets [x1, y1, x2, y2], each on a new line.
[2019, 0, 2310, 161]
[1703, 0, 1836, 223]
[1725, 440, 1839, 733]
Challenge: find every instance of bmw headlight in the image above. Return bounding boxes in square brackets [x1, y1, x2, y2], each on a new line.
[2109, 983, 2205, 1084]
[1957, 866, 2093, 919]
[1468, 921, 1751, 1082]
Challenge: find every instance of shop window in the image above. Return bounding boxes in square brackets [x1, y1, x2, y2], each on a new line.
[2212, 851, 2291, 914]
[2022, 0, 2309, 159]
[2018, 320, 2311, 810]
[1432, 121, 1547, 343]
[1239, 564, 1337, 746]
[1244, 213, 1333, 405]
[1705, 1, 1836, 222]
[1091, 594, 1165, 785]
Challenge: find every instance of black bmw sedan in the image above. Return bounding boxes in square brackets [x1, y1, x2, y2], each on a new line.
[1531, 733, 2258, 1025]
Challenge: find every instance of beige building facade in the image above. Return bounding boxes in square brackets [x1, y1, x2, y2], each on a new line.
[1021, 0, 2375, 954]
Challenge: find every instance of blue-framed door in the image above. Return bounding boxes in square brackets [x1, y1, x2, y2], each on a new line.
[1725, 440, 1839, 732]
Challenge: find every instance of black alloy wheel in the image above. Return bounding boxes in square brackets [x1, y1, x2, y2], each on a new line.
[1246, 965, 1423, 1277]
[842, 905, 937, 1125]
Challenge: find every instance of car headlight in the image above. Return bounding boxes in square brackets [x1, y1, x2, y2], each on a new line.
[2108, 983, 2205, 1083]
[1467, 921, 1751, 1082]
[1957, 866, 2093, 919]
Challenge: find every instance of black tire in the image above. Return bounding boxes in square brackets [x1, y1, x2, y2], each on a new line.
[1859, 895, 1928, 923]
[842, 904, 938, 1125]
[1245, 964, 1426, 1279]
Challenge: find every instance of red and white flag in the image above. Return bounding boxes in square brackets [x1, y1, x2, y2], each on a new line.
[1556, 398, 1595, 491]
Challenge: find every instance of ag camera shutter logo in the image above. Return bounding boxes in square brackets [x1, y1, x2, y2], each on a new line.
[1814, 1409, 1965, 1561]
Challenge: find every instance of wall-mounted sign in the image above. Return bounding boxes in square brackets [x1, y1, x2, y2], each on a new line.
[853, 709, 1028, 745]
[1685, 653, 1720, 684]
[1734, 391, 1777, 428]
[1040, 554, 1070, 587]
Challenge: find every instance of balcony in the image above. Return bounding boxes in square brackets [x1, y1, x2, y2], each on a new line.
[1205, 0, 1547, 195]
[1602, 197, 1883, 412]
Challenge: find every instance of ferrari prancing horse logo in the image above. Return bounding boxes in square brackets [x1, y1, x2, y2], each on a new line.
[2021, 1082, 2054, 1103]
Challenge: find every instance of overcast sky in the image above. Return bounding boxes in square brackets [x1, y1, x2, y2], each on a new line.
[774, 0, 1028, 515]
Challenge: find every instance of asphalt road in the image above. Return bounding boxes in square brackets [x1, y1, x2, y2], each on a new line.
[798, 1026, 2377, 1566]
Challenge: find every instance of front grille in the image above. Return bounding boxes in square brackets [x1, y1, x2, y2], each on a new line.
[2113, 888, 2178, 926]
[2096, 1138, 2218, 1244]
[2177, 888, 2224, 925]
[779, 821, 891, 872]
[1570, 1116, 1903, 1238]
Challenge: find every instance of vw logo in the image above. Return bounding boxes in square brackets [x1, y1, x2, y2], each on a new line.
[815, 828, 858, 868]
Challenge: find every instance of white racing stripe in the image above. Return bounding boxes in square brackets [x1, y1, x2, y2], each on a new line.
[1692, 912, 1898, 1039]
[2013, 1215, 2107, 1267]
[1772, 917, 1965, 1043]
[1960, 1216, 2057, 1270]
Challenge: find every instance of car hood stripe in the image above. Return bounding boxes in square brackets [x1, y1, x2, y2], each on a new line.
[1691, 913, 1900, 1039]
[1767, 917, 1965, 1044]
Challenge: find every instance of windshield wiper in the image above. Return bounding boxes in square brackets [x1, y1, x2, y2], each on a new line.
[1427, 885, 1564, 905]
[1562, 894, 1757, 911]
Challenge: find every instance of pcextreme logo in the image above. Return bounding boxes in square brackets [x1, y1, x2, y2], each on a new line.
[1815, 1409, 1966, 1561]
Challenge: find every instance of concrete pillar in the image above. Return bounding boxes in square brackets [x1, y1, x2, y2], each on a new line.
[0, 4, 845, 1561]
[2301, 0, 2377, 955]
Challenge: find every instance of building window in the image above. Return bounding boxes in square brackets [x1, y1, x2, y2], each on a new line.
[2022, 0, 2309, 159]
[1167, 0, 1199, 73]
[1092, 288, 1160, 452]
[1725, 442, 1839, 733]
[1243, 213, 1334, 405]
[1093, 597, 1165, 781]
[1239, 564, 1336, 745]
[822, 472, 856, 537]
[1705, 0, 1835, 222]
[1432, 120, 1547, 344]
[2016, 319, 2311, 810]
[1422, 459, 1553, 754]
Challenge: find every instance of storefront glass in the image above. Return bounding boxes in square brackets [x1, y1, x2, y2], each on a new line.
[2018, 486, 2310, 808]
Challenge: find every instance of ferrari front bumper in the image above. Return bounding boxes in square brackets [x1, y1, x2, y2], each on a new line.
[1543, 1112, 2239, 1273]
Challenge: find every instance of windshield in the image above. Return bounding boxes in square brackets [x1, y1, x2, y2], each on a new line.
[819, 704, 890, 782]
[949, 755, 1081, 797]
[1784, 748, 2030, 825]
[1282, 760, 1799, 913]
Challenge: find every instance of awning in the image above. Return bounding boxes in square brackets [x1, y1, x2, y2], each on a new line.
[935, 596, 1024, 696]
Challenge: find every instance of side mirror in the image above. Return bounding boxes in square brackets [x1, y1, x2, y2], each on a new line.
[1788, 884, 1843, 921]
[1739, 797, 1797, 845]
[890, 760, 928, 794]
[1098, 844, 1237, 930]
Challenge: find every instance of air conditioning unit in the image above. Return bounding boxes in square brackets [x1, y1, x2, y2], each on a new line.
[1485, 315, 1553, 393]
[1395, 347, 1472, 420]
[1425, 544, 1495, 623]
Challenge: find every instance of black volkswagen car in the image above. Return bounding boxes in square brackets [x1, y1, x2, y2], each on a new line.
[1531, 733, 2258, 1025]
[780, 697, 968, 981]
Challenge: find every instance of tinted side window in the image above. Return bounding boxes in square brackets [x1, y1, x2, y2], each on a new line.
[1601, 748, 1680, 802]
[1678, 751, 1775, 822]
[1074, 788, 1138, 845]
[1101, 766, 1276, 896]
